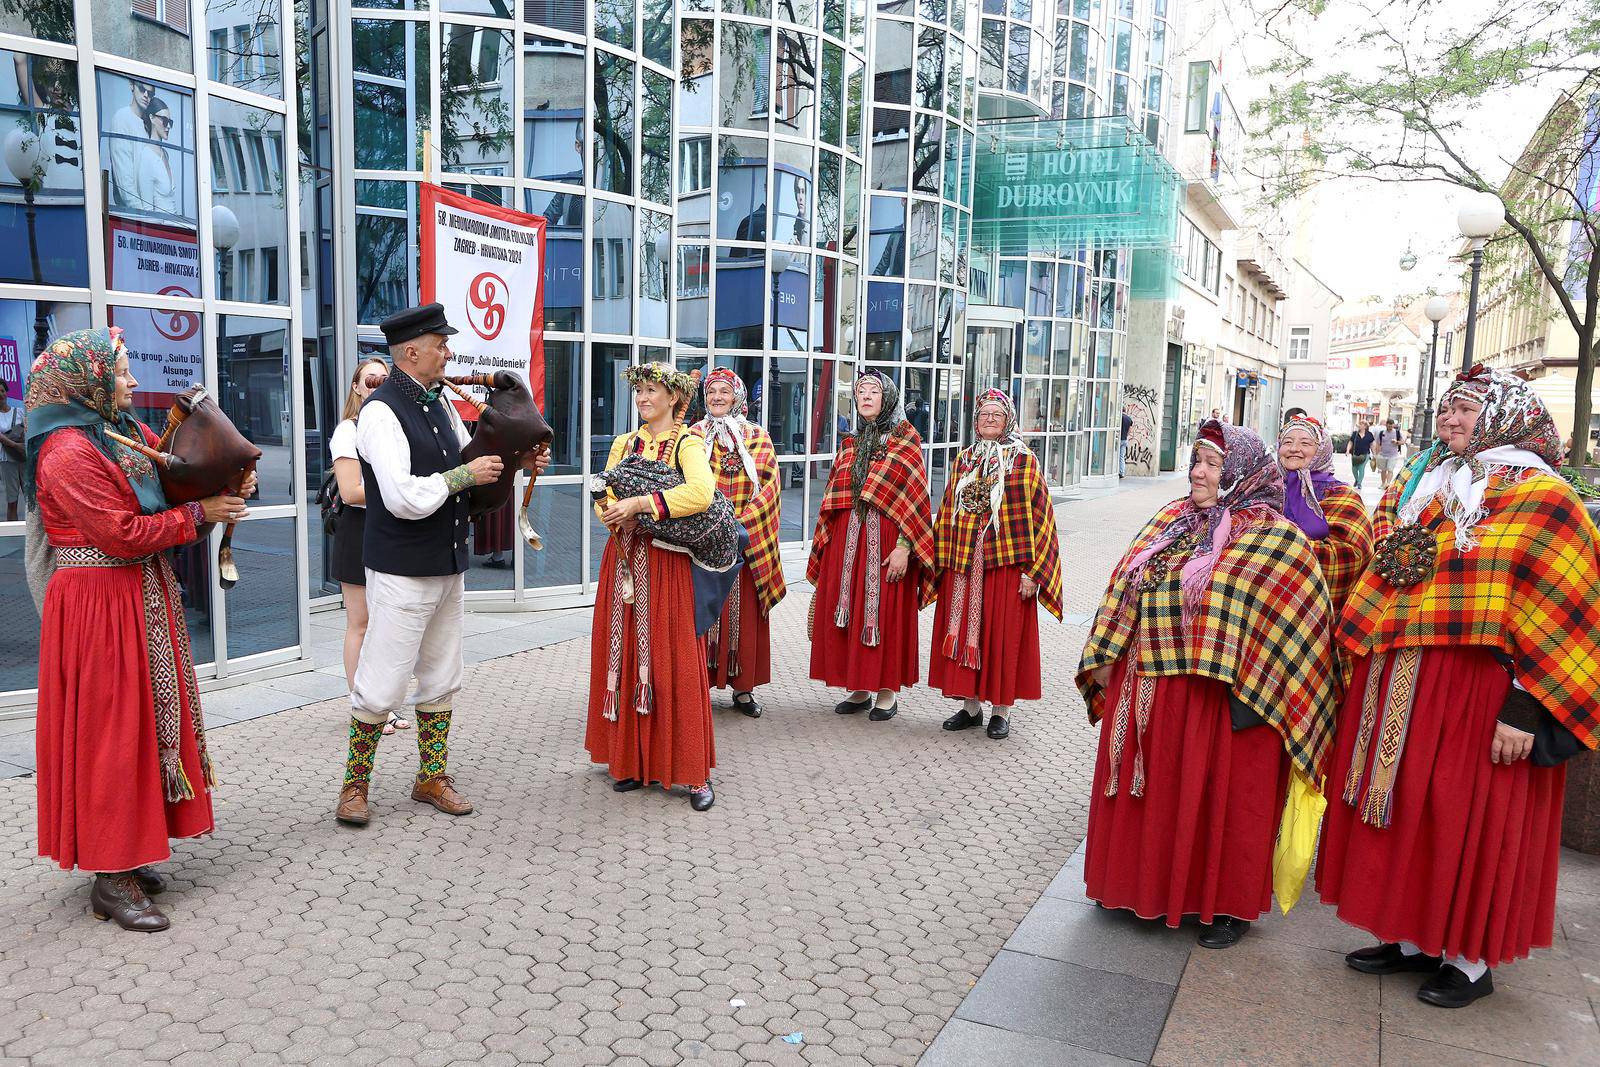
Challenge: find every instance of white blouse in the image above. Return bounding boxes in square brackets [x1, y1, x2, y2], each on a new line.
[354, 397, 472, 521]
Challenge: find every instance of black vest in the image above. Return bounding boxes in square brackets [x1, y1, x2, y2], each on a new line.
[359, 372, 471, 577]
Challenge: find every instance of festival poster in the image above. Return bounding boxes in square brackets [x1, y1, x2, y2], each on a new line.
[420, 184, 547, 420]
[104, 216, 203, 406]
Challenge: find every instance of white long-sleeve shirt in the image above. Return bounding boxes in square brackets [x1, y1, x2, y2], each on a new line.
[354, 396, 472, 521]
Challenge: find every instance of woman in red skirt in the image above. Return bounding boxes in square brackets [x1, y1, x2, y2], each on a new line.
[27, 328, 251, 931]
[807, 370, 934, 721]
[585, 363, 718, 811]
[1077, 419, 1337, 949]
[1319, 366, 1600, 1008]
[693, 368, 785, 717]
[931, 389, 1062, 739]
[1275, 414, 1372, 616]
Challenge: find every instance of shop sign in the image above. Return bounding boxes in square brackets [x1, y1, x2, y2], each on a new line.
[105, 216, 202, 406]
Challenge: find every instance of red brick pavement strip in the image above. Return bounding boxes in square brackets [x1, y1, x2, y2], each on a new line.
[0, 476, 1187, 1066]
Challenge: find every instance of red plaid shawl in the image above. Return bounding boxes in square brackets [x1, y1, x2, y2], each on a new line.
[934, 447, 1063, 620]
[698, 422, 786, 614]
[1315, 484, 1374, 616]
[1339, 472, 1600, 750]
[1078, 500, 1339, 780]
[807, 423, 936, 604]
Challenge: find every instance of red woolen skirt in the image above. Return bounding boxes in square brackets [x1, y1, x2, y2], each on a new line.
[708, 566, 770, 691]
[585, 536, 716, 790]
[928, 563, 1042, 706]
[36, 561, 214, 873]
[1084, 659, 1289, 925]
[473, 498, 515, 555]
[808, 514, 923, 693]
[1316, 646, 1565, 966]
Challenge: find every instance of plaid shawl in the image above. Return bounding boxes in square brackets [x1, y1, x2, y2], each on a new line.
[1314, 484, 1374, 615]
[934, 446, 1063, 620]
[1339, 471, 1600, 751]
[1078, 501, 1338, 780]
[807, 423, 936, 604]
[696, 420, 786, 614]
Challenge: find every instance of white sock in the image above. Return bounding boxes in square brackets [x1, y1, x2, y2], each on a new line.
[1398, 940, 1424, 957]
[848, 690, 870, 704]
[1448, 956, 1489, 981]
[875, 688, 896, 708]
[991, 704, 1013, 720]
[963, 698, 982, 714]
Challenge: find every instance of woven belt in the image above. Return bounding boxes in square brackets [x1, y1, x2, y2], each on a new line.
[54, 546, 149, 568]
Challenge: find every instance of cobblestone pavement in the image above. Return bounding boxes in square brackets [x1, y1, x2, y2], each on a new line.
[0, 475, 1186, 1067]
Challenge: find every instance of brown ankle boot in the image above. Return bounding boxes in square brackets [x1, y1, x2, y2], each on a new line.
[335, 782, 370, 825]
[90, 872, 169, 932]
[412, 775, 473, 815]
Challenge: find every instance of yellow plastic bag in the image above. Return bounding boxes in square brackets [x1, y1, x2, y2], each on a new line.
[1272, 768, 1327, 914]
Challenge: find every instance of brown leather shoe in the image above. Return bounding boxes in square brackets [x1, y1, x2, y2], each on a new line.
[90, 873, 169, 932]
[412, 775, 473, 815]
[131, 865, 167, 895]
[335, 782, 370, 826]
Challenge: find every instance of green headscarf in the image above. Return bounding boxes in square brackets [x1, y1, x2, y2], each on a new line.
[23, 328, 169, 515]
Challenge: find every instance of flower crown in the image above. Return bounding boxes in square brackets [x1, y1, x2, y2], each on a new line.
[625, 361, 696, 397]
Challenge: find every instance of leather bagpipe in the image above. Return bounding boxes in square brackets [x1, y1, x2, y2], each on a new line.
[442, 372, 554, 548]
[106, 384, 262, 588]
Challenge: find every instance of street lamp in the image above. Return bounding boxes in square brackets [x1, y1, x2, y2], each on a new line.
[3, 125, 49, 354]
[1416, 295, 1450, 442]
[1456, 191, 1504, 372]
[769, 248, 794, 353]
[212, 203, 240, 300]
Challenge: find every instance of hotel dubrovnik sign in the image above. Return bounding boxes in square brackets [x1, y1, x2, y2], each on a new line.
[989, 150, 1140, 211]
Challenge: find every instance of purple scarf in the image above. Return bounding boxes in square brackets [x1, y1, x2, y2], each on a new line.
[1282, 469, 1336, 540]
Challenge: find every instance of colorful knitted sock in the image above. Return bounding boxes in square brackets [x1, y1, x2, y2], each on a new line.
[342, 718, 382, 787]
[414, 704, 452, 783]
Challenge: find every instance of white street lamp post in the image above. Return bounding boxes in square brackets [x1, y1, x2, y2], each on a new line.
[4, 126, 49, 352]
[1457, 192, 1505, 373]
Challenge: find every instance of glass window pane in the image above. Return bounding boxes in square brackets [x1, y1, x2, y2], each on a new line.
[867, 195, 905, 277]
[912, 113, 941, 194]
[596, 0, 635, 49]
[0, 0, 73, 43]
[811, 256, 838, 356]
[838, 260, 858, 358]
[724, 0, 771, 15]
[523, 35, 585, 185]
[916, 26, 944, 110]
[1, 52, 88, 287]
[210, 100, 287, 304]
[593, 51, 635, 196]
[945, 35, 964, 119]
[641, 69, 672, 205]
[720, 24, 771, 132]
[353, 19, 429, 172]
[769, 356, 807, 454]
[99, 71, 197, 240]
[206, 0, 283, 98]
[873, 19, 910, 104]
[819, 42, 844, 148]
[776, 31, 817, 140]
[806, 457, 830, 542]
[591, 199, 633, 335]
[94, 0, 191, 71]
[642, 0, 672, 67]
[774, 253, 808, 352]
[640, 209, 670, 338]
[905, 366, 931, 438]
[524, 483, 584, 589]
[907, 283, 934, 363]
[714, 245, 765, 350]
[938, 203, 956, 285]
[224, 516, 297, 658]
[870, 106, 908, 191]
[810, 358, 836, 451]
[591, 341, 633, 478]
[717, 135, 767, 241]
[815, 151, 841, 252]
[355, 179, 419, 324]
[524, 187, 583, 331]
[772, 141, 811, 246]
[441, 25, 513, 175]
[528, 0, 585, 33]
[865, 280, 902, 360]
[214, 314, 291, 506]
[675, 242, 710, 348]
[845, 54, 864, 155]
[680, 20, 715, 126]
[907, 199, 936, 281]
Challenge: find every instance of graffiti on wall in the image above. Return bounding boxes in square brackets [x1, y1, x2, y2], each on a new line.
[1122, 383, 1158, 474]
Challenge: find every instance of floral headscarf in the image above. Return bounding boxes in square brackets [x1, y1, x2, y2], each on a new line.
[848, 369, 907, 506]
[1398, 364, 1560, 549]
[625, 361, 697, 421]
[1276, 414, 1341, 540]
[23, 327, 167, 515]
[952, 388, 1027, 529]
[1123, 419, 1285, 620]
[694, 367, 758, 484]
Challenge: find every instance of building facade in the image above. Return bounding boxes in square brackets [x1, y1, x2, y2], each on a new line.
[1325, 301, 1425, 433]
[0, 0, 1176, 706]
[1280, 258, 1340, 423]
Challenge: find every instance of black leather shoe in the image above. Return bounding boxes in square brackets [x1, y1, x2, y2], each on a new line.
[987, 715, 1010, 739]
[1197, 916, 1250, 949]
[868, 701, 898, 721]
[131, 865, 167, 895]
[1417, 964, 1494, 1008]
[834, 696, 872, 715]
[612, 778, 642, 792]
[1345, 942, 1443, 976]
[733, 693, 763, 718]
[690, 782, 715, 811]
[943, 708, 983, 731]
[90, 873, 170, 933]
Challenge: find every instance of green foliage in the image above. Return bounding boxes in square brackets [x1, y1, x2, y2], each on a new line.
[1561, 466, 1600, 499]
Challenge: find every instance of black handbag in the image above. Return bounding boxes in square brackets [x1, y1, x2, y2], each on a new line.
[316, 469, 344, 536]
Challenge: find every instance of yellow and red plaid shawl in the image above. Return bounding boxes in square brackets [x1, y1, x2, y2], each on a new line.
[698, 421, 785, 614]
[807, 423, 936, 604]
[1339, 472, 1600, 750]
[934, 447, 1063, 620]
[1314, 484, 1374, 616]
[1077, 500, 1338, 781]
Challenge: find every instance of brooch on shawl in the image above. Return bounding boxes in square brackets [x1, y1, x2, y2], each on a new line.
[958, 474, 997, 515]
[1373, 522, 1435, 588]
[1133, 531, 1195, 593]
[718, 452, 744, 478]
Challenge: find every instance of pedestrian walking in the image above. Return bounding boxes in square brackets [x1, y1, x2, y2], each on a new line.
[808, 370, 935, 722]
[1119, 409, 1132, 477]
[1076, 419, 1338, 950]
[335, 304, 524, 827]
[1276, 414, 1373, 615]
[693, 368, 785, 718]
[329, 357, 410, 735]
[1318, 366, 1600, 1009]
[1376, 419, 1405, 484]
[585, 362, 719, 811]
[930, 390, 1062, 740]
[27, 328, 252, 931]
[1347, 418, 1375, 488]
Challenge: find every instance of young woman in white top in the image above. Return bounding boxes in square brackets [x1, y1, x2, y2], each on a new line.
[329, 358, 408, 734]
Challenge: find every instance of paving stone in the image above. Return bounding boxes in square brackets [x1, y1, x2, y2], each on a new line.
[1379, 971, 1600, 1064]
[1152, 980, 1377, 1066]
[1004, 896, 1193, 984]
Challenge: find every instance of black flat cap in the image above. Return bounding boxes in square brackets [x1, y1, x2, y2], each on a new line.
[378, 302, 459, 347]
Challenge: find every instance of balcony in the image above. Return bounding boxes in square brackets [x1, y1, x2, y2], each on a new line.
[1236, 230, 1288, 298]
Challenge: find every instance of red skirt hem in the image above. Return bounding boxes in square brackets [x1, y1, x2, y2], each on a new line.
[928, 563, 1042, 705]
[808, 514, 922, 692]
[709, 567, 771, 691]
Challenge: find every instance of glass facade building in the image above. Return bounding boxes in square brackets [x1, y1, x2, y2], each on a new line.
[0, 0, 1173, 705]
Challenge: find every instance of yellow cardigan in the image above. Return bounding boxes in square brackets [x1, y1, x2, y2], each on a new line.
[594, 425, 714, 523]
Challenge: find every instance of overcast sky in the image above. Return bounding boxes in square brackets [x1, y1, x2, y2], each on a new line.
[1215, 0, 1574, 306]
